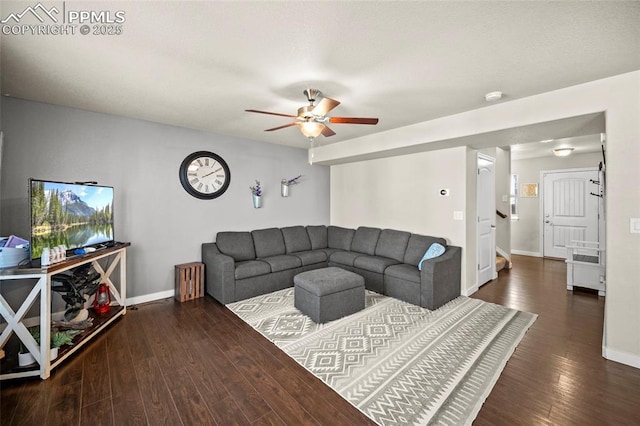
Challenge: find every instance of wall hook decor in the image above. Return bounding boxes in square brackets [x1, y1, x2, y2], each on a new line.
[281, 175, 302, 197]
[250, 180, 263, 208]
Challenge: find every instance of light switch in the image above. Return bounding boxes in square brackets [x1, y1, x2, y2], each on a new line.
[631, 218, 640, 234]
[453, 211, 464, 221]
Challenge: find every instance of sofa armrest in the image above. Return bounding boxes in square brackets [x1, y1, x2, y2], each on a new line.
[419, 245, 462, 310]
[202, 242, 236, 304]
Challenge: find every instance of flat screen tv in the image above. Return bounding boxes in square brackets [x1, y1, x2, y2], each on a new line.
[29, 179, 114, 260]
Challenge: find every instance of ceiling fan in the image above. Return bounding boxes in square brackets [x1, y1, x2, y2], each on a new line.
[245, 89, 379, 140]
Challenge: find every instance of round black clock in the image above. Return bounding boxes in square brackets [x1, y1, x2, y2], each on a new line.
[179, 151, 231, 199]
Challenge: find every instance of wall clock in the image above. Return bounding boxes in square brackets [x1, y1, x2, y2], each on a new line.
[179, 151, 231, 199]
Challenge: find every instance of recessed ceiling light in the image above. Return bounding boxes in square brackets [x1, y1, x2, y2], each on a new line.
[553, 147, 574, 157]
[484, 91, 503, 102]
[540, 139, 554, 143]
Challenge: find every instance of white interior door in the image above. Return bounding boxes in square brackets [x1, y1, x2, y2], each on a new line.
[477, 154, 496, 286]
[542, 169, 599, 259]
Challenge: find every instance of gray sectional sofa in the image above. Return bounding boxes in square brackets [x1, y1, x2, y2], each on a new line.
[201, 225, 461, 310]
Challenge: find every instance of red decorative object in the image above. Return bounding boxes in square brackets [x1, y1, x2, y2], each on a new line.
[93, 283, 111, 314]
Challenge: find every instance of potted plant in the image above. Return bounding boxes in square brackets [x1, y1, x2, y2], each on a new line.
[50, 330, 80, 360]
[18, 326, 39, 367]
[19, 326, 79, 366]
[281, 175, 302, 197]
[250, 180, 263, 208]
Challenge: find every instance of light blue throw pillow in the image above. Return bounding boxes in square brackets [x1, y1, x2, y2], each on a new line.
[418, 243, 446, 271]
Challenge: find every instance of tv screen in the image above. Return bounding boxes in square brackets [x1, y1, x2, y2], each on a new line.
[30, 179, 114, 259]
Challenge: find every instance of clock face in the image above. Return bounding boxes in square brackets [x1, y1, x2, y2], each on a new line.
[179, 151, 231, 199]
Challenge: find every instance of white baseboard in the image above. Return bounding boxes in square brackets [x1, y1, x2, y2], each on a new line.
[463, 285, 479, 296]
[511, 250, 541, 257]
[496, 246, 512, 268]
[126, 289, 175, 306]
[495, 246, 510, 260]
[602, 346, 640, 369]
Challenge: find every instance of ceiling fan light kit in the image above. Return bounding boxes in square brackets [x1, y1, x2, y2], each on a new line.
[298, 121, 324, 138]
[246, 89, 379, 141]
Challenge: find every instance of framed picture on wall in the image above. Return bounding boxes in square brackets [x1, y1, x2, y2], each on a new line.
[521, 183, 538, 198]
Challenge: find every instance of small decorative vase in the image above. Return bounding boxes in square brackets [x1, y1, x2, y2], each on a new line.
[50, 347, 59, 361]
[252, 195, 262, 208]
[18, 351, 36, 367]
[281, 182, 290, 197]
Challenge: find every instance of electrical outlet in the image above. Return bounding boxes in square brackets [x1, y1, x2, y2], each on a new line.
[453, 211, 464, 220]
[631, 218, 640, 234]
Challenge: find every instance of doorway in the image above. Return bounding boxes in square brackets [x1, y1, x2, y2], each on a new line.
[541, 168, 600, 259]
[477, 153, 496, 286]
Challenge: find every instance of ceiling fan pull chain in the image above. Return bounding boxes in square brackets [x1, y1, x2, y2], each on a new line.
[309, 138, 315, 165]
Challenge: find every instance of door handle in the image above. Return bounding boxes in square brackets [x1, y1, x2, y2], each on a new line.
[490, 225, 496, 229]
[545, 220, 553, 225]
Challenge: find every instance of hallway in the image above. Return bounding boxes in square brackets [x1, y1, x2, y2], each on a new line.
[472, 255, 640, 425]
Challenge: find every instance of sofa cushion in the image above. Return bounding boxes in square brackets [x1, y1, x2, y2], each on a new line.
[292, 250, 327, 266]
[282, 226, 312, 253]
[327, 226, 355, 251]
[404, 234, 447, 266]
[319, 248, 341, 258]
[306, 225, 328, 249]
[216, 232, 256, 261]
[235, 260, 271, 280]
[329, 251, 363, 267]
[384, 277, 421, 306]
[260, 255, 302, 273]
[351, 227, 381, 255]
[353, 255, 401, 274]
[252, 228, 286, 258]
[385, 263, 421, 284]
[375, 229, 411, 262]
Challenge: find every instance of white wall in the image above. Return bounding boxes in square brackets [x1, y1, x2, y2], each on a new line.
[0, 98, 330, 300]
[511, 152, 602, 255]
[330, 146, 468, 291]
[323, 71, 640, 369]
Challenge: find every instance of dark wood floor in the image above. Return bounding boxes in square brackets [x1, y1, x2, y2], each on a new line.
[2, 255, 640, 425]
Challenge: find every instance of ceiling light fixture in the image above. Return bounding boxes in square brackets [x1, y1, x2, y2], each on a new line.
[540, 139, 554, 144]
[484, 91, 503, 102]
[553, 147, 574, 157]
[297, 121, 324, 139]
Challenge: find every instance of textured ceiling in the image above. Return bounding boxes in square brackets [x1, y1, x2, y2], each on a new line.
[1, 1, 639, 152]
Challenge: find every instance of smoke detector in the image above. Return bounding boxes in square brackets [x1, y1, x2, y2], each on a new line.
[484, 91, 503, 102]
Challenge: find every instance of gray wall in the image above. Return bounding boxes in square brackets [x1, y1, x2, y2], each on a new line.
[0, 98, 330, 299]
[511, 152, 602, 255]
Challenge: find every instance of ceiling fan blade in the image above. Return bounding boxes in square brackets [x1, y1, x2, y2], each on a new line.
[311, 97, 340, 116]
[321, 126, 336, 137]
[329, 117, 379, 125]
[264, 122, 297, 132]
[245, 109, 296, 118]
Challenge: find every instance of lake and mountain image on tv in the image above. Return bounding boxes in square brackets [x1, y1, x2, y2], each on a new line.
[30, 180, 114, 259]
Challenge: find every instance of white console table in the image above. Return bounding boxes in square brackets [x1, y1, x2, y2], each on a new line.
[0, 243, 129, 380]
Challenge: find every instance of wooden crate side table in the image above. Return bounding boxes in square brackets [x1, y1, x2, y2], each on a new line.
[175, 262, 204, 302]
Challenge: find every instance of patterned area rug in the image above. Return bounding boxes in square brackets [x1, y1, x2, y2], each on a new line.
[228, 289, 536, 425]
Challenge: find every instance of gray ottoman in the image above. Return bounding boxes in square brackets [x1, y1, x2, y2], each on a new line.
[294, 267, 365, 323]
